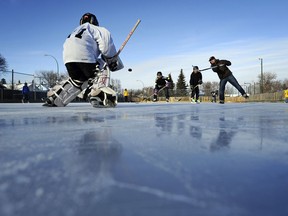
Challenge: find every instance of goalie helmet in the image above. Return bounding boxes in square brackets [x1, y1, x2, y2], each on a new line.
[80, 13, 99, 26]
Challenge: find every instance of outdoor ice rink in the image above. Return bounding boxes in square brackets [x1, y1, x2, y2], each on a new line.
[1, 102, 287, 216]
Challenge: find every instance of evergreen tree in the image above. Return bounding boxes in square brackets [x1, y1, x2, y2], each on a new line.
[176, 69, 187, 96]
[1, 78, 7, 84]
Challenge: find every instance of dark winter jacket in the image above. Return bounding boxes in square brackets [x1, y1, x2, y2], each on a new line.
[155, 76, 170, 88]
[22, 85, 30, 94]
[211, 59, 232, 80]
[189, 72, 202, 86]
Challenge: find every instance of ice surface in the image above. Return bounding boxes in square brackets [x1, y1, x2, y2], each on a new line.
[0, 102, 287, 216]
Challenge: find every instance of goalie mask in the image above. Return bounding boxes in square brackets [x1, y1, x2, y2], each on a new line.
[80, 13, 99, 26]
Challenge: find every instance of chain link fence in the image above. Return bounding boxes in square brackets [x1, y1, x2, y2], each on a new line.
[1, 70, 48, 103]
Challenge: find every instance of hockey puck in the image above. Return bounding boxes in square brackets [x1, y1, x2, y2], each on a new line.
[128, 68, 132, 72]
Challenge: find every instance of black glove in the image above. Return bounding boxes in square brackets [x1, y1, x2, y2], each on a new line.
[190, 85, 194, 90]
[198, 80, 203, 85]
[102, 55, 118, 71]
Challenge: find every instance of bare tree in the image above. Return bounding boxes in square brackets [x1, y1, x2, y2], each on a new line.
[110, 78, 121, 92]
[0, 53, 8, 72]
[202, 81, 212, 96]
[272, 80, 282, 92]
[202, 81, 218, 96]
[258, 72, 281, 93]
[226, 83, 237, 95]
[36, 70, 65, 87]
[283, 79, 288, 89]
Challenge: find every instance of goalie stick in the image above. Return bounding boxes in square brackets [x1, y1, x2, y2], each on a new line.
[102, 19, 141, 72]
[114, 19, 141, 57]
[78, 18, 141, 100]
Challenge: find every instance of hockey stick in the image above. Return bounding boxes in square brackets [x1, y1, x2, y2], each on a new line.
[191, 84, 201, 90]
[158, 85, 167, 94]
[149, 85, 167, 101]
[192, 65, 224, 72]
[114, 19, 141, 57]
[176, 84, 201, 102]
[176, 85, 200, 102]
[199, 65, 218, 72]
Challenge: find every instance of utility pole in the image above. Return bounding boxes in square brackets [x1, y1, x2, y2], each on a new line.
[259, 58, 264, 93]
[12, 69, 14, 90]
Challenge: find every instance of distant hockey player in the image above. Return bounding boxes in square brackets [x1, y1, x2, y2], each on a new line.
[22, 82, 30, 103]
[123, 88, 129, 102]
[209, 56, 248, 104]
[211, 90, 218, 103]
[189, 66, 202, 103]
[284, 88, 288, 103]
[43, 12, 123, 107]
[153, 71, 172, 102]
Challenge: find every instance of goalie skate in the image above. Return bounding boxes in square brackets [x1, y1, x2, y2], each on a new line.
[89, 87, 117, 108]
[82, 62, 118, 108]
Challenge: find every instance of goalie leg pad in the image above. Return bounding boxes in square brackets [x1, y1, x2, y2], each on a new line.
[46, 78, 82, 107]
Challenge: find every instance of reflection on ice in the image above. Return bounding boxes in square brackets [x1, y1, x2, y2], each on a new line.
[74, 129, 204, 207]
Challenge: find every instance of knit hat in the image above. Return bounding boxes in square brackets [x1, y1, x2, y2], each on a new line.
[209, 56, 216, 61]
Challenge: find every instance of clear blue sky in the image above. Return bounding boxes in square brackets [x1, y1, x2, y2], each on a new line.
[1, 0, 287, 89]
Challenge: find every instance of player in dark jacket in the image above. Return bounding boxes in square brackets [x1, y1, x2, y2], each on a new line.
[22, 82, 30, 103]
[153, 71, 172, 102]
[209, 56, 249, 104]
[189, 66, 202, 103]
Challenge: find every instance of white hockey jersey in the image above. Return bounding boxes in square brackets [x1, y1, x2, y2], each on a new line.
[63, 23, 117, 64]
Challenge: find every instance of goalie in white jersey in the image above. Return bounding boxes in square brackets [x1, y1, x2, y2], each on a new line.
[43, 12, 123, 107]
